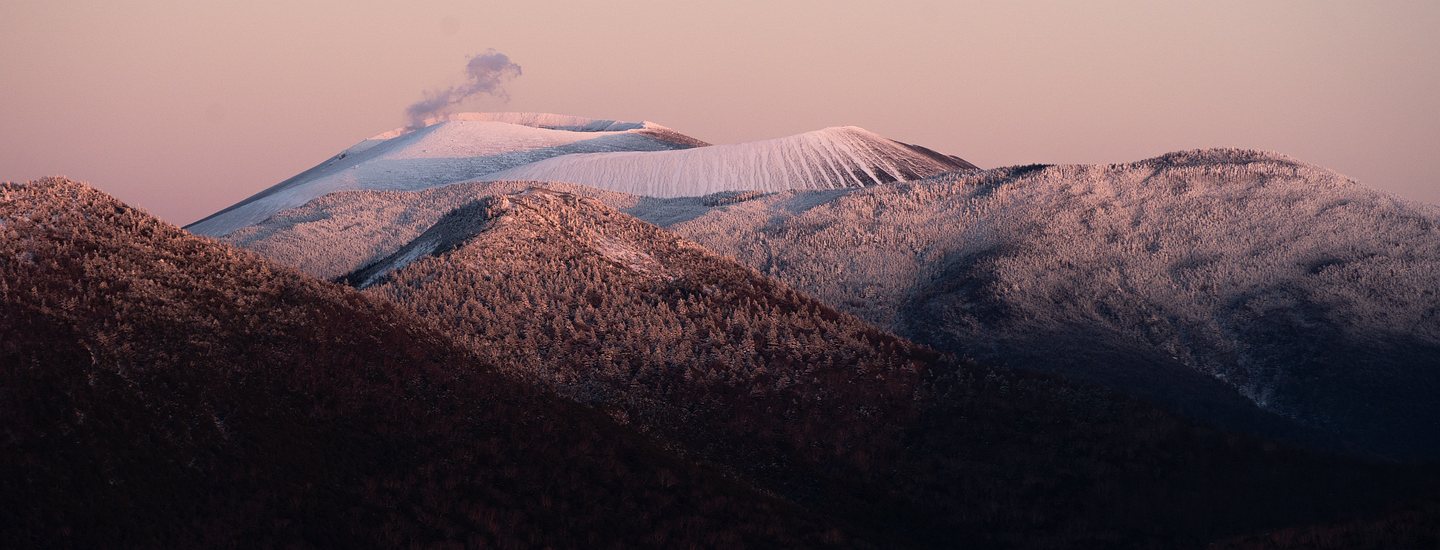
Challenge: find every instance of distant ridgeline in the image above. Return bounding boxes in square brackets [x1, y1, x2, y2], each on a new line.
[186, 112, 974, 237]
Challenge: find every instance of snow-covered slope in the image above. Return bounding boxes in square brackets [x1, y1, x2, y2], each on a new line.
[483, 126, 978, 197]
[185, 113, 704, 236]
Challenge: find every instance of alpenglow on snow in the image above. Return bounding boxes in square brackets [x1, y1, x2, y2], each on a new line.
[185, 113, 976, 237]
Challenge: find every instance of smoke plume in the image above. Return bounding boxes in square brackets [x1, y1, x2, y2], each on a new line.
[406, 49, 522, 127]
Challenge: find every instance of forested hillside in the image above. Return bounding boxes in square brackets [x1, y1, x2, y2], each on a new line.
[349, 187, 1434, 548]
[661, 149, 1440, 458]
[0, 178, 836, 548]
[218, 149, 1440, 459]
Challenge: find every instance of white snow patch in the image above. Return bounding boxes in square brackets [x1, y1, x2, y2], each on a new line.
[359, 237, 440, 288]
[592, 236, 666, 278]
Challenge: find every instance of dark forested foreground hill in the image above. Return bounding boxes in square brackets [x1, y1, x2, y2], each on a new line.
[348, 188, 1438, 548]
[0, 179, 840, 548]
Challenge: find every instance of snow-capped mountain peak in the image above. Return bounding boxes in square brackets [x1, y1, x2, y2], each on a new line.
[482, 124, 978, 197]
[185, 113, 704, 236]
[185, 113, 975, 237]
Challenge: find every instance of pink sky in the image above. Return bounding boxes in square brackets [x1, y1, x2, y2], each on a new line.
[2, 0, 1437, 224]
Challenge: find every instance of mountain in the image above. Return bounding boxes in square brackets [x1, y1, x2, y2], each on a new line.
[186, 113, 975, 239]
[184, 113, 706, 237]
[0, 178, 840, 547]
[345, 188, 940, 534]
[339, 186, 1430, 547]
[652, 149, 1440, 458]
[481, 126, 978, 196]
[213, 148, 1440, 459]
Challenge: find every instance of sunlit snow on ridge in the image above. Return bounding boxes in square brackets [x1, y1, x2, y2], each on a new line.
[186, 113, 699, 237]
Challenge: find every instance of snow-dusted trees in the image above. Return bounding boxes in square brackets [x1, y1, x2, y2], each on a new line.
[667, 149, 1440, 457]
[360, 190, 938, 479]
[1, 178, 831, 546]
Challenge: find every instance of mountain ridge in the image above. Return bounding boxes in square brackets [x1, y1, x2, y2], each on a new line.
[482, 125, 978, 196]
[0, 177, 842, 547]
[185, 113, 975, 237]
[184, 113, 707, 236]
[656, 148, 1440, 458]
[339, 183, 1434, 547]
[205, 146, 1440, 458]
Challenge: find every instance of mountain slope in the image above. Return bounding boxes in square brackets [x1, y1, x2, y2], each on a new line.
[220, 180, 635, 279]
[0, 178, 838, 547]
[347, 188, 940, 497]
[342, 187, 1430, 547]
[187, 115, 975, 239]
[205, 148, 1440, 458]
[185, 113, 705, 236]
[215, 179, 806, 281]
[652, 149, 1440, 458]
[484, 126, 978, 196]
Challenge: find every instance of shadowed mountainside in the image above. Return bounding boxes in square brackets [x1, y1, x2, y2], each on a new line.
[345, 187, 1434, 548]
[1214, 503, 1440, 550]
[0, 178, 840, 548]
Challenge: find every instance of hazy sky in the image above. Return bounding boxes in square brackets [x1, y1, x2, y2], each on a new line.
[3, 1, 1437, 224]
